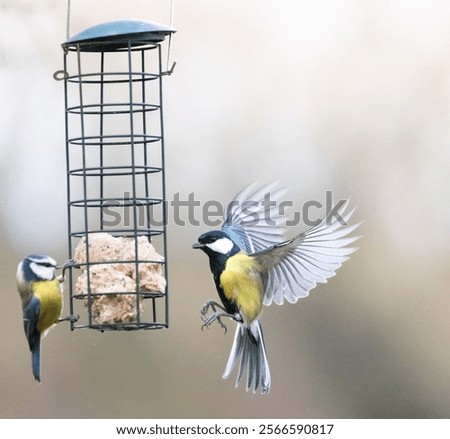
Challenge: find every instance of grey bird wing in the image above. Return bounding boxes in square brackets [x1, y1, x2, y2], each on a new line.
[253, 201, 361, 306]
[23, 296, 41, 351]
[222, 182, 288, 253]
[17, 281, 34, 308]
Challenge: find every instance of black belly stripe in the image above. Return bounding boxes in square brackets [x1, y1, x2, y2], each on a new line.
[213, 274, 238, 315]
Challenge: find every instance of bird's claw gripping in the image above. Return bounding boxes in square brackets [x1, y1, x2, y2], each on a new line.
[56, 259, 77, 283]
[61, 259, 76, 277]
[58, 314, 79, 324]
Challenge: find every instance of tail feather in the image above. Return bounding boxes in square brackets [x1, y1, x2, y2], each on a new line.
[223, 320, 271, 394]
[31, 337, 41, 383]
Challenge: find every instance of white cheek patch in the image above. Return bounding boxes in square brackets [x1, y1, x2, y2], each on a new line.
[30, 262, 55, 281]
[206, 237, 234, 255]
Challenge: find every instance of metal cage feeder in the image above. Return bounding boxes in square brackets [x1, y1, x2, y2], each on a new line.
[58, 20, 175, 331]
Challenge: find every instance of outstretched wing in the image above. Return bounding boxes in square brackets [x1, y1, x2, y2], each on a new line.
[222, 182, 288, 254]
[253, 201, 361, 306]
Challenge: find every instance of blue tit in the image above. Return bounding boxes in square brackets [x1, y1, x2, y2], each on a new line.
[16, 254, 63, 383]
[193, 183, 361, 394]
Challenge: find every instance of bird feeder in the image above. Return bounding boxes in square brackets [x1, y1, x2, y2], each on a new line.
[56, 19, 175, 331]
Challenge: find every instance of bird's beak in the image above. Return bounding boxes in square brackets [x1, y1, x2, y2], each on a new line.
[192, 242, 204, 249]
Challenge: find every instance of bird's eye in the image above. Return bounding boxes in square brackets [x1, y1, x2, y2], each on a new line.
[207, 237, 216, 243]
[41, 263, 54, 268]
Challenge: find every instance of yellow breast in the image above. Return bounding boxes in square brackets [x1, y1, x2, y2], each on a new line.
[33, 280, 63, 334]
[219, 253, 263, 322]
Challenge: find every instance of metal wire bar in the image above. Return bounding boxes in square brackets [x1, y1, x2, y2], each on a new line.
[158, 43, 170, 329]
[75, 44, 94, 329]
[127, 39, 142, 327]
[67, 102, 160, 115]
[64, 47, 76, 330]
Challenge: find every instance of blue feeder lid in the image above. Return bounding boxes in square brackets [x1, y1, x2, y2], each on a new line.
[63, 19, 176, 52]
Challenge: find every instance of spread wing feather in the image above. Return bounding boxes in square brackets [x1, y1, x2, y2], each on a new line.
[222, 182, 288, 253]
[253, 201, 361, 306]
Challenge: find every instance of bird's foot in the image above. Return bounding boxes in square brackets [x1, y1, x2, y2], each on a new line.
[57, 259, 77, 283]
[201, 311, 231, 334]
[61, 259, 76, 278]
[200, 299, 242, 333]
[201, 310, 243, 334]
[58, 314, 79, 324]
[200, 299, 226, 319]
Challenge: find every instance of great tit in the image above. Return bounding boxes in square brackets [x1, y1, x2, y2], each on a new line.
[193, 183, 360, 394]
[16, 254, 64, 383]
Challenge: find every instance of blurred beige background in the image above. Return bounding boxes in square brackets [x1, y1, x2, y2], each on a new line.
[1, 0, 449, 418]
